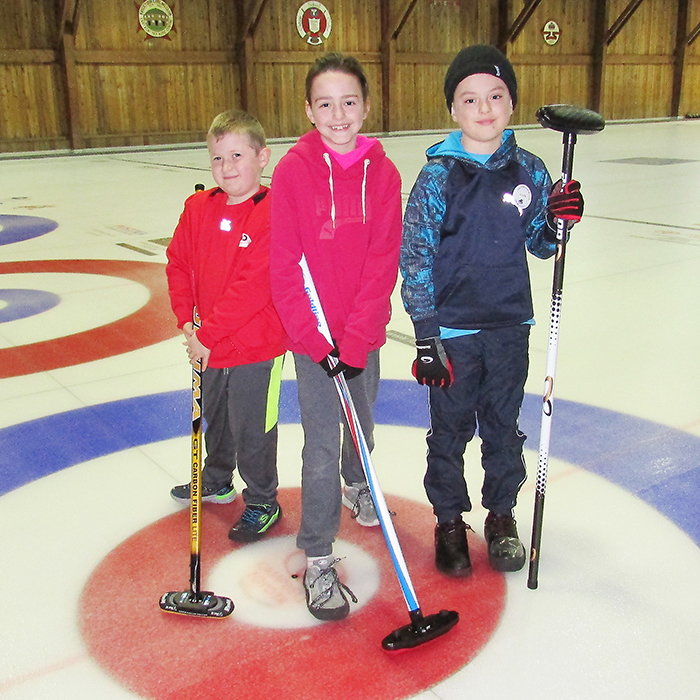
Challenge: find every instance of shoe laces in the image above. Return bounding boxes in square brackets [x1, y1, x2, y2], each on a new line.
[202, 483, 229, 496]
[350, 486, 374, 520]
[240, 504, 271, 524]
[487, 514, 518, 539]
[306, 558, 358, 608]
[440, 519, 473, 537]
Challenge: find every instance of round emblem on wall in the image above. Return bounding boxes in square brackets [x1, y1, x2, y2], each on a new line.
[296, 2, 332, 45]
[543, 20, 560, 46]
[138, 0, 174, 38]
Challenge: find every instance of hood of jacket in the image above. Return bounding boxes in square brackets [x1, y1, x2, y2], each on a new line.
[285, 129, 388, 227]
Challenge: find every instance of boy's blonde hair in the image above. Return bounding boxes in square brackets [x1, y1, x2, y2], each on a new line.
[207, 110, 266, 153]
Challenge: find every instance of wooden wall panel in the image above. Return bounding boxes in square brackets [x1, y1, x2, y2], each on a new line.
[395, 1, 480, 53]
[0, 0, 57, 50]
[362, 62, 384, 133]
[76, 62, 239, 147]
[71, 0, 239, 147]
[680, 65, 700, 114]
[390, 0, 489, 133]
[392, 63, 455, 133]
[510, 0, 594, 55]
[600, 0, 678, 119]
[0, 0, 67, 151]
[687, 0, 700, 57]
[0, 63, 67, 149]
[252, 0, 384, 137]
[604, 63, 674, 120]
[605, 0, 675, 55]
[508, 0, 595, 122]
[515, 64, 591, 124]
[679, 0, 700, 115]
[255, 0, 382, 52]
[255, 62, 310, 138]
[4, 0, 700, 153]
[76, 0, 237, 51]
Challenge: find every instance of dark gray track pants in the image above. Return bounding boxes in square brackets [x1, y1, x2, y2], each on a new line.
[201, 357, 283, 506]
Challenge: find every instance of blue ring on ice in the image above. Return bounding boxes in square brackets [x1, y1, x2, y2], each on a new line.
[0, 289, 61, 322]
[0, 215, 58, 245]
[0, 380, 698, 545]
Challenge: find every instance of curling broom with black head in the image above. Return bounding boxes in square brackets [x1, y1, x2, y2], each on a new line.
[299, 254, 459, 650]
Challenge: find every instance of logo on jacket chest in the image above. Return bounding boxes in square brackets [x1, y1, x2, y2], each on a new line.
[502, 184, 532, 216]
[219, 218, 252, 247]
[315, 193, 367, 239]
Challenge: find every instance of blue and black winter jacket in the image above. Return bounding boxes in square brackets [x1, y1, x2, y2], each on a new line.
[400, 129, 556, 340]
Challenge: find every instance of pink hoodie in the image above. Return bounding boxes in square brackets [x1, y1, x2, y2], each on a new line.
[270, 129, 402, 369]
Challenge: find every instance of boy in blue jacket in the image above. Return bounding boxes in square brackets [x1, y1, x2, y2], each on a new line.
[400, 45, 583, 576]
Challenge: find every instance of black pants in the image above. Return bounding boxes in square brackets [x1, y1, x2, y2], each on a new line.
[425, 325, 529, 523]
[201, 358, 282, 506]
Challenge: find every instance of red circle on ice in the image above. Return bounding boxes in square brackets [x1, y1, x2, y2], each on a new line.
[79, 488, 506, 700]
[0, 259, 178, 378]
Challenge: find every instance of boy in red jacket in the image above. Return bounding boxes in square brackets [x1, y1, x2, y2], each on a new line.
[166, 110, 286, 542]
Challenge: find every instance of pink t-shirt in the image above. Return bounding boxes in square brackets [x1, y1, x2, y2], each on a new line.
[327, 135, 377, 169]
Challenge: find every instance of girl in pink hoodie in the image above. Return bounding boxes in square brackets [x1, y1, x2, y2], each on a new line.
[270, 53, 402, 621]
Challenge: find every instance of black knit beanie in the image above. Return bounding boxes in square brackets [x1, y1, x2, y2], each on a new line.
[444, 45, 517, 110]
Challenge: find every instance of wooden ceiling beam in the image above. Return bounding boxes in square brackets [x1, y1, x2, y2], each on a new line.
[57, 0, 83, 149]
[504, 0, 544, 45]
[388, 0, 419, 41]
[238, 0, 268, 41]
[605, 0, 646, 45]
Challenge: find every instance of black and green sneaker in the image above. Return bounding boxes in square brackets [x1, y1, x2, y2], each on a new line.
[228, 503, 282, 542]
[170, 482, 237, 505]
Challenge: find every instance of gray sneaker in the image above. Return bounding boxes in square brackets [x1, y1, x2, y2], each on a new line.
[342, 483, 379, 527]
[303, 557, 358, 621]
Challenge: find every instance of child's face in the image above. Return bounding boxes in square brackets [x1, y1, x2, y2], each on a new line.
[450, 72, 513, 155]
[207, 131, 270, 205]
[305, 70, 370, 154]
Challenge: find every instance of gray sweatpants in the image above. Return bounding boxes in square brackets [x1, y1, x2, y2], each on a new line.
[293, 350, 380, 557]
[201, 357, 283, 506]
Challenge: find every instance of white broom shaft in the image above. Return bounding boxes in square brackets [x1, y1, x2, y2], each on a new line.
[299, 255, 420, 610]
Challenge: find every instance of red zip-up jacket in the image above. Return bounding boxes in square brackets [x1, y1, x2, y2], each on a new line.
[166, 186, 286, 368]
[269, 130, 402, 369]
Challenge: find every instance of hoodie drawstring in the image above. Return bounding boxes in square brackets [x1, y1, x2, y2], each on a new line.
[323, 152, 336, 229]
[362, 158, 369, 224]
[323, 153, 370, 227]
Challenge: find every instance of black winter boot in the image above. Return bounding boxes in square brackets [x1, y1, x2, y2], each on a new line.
[484, 512, 526, 572]
[434, 517, 472, 578]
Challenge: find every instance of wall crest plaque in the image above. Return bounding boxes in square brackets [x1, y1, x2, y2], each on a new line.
[543, 20, 561, 46]
[138, 0, 175, 39]
[297, 2, 332, 45]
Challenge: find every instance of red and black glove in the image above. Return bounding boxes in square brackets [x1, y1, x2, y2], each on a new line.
[412, 337, 453, 388]
[547, 179, 584, 223]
